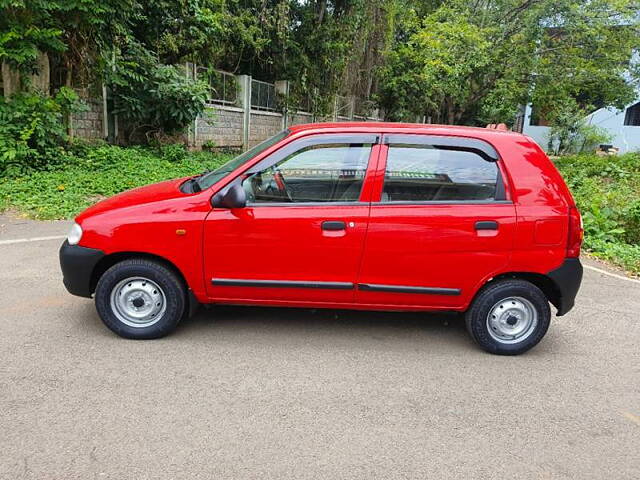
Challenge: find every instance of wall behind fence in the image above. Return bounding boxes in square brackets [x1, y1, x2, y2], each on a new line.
[72, 70, 381, 149]
[71, 98, 105, 140]
[192, 70, 381, 150]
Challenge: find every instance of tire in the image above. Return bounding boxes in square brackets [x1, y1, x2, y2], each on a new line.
[465, 279, 551, 355]
[94, 258, 185, 339]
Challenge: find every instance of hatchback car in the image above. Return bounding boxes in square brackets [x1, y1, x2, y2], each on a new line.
[60, 123, 583, 354]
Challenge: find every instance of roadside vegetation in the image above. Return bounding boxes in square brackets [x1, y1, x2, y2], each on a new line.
[1, 143, 638, 276]
[556, 153, 640, 275]
[0, 143, 232, 219]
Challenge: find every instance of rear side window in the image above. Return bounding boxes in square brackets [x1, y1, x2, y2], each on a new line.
[382, 144, 500, 202]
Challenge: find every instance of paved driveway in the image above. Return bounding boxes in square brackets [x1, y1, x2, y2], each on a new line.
[1, 215, 639, 479]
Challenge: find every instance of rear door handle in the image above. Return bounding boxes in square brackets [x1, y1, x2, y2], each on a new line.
[475, 220, 499, 230]
[322, 221, 346, 231]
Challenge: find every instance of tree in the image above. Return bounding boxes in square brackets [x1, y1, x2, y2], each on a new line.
[377, 0, 640, 125]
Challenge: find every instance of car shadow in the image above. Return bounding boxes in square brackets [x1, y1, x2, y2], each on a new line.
[170, 304, 472, 349]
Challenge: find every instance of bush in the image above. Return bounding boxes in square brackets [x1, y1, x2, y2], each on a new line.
[555, 152, 640, 274]
[0, 88, 83, 176]
[106, 43, 208, 142]
[0, 144, 232, 219]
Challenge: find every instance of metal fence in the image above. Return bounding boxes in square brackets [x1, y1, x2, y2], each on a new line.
[354, 98, 376, 119]
[198, 68, 238, 106]
[251, 79, 278, 111]
[335, 95, 352, 118]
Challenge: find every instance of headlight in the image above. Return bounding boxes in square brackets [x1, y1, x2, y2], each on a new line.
[67, 223, 83, 245]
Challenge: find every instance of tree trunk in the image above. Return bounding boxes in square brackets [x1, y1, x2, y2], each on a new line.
[30, 51, 50, 94]
[446, 101, 455, 125]
[1, 61, 21, 96]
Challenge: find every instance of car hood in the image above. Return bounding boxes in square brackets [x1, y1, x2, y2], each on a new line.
[76, 177, 191, 221]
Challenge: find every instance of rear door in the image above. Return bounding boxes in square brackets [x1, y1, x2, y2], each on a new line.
[203, 133, 381, 305]
[356, 134, 516, 310]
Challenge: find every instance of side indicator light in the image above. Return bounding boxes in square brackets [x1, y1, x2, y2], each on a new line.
[176, 229, 187, 236]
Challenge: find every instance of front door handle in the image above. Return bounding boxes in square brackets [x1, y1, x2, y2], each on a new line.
[322, 221, 346, 231]
[475, 220, 499, 230]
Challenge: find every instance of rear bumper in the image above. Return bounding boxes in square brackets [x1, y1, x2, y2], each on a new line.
[59, 240, 104, 298]
[547, 258, 583, 316]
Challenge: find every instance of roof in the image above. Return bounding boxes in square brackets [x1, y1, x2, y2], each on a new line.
[287, 122, 525, 139]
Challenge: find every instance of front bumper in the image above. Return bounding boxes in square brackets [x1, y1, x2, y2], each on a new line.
[547, 258, 583, 316]
[59, 240, 105, 298]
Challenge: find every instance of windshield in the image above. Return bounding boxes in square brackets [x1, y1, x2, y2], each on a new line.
[197, 129, 290, 190]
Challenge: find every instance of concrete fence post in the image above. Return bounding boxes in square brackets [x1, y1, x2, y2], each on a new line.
[275, 80, 290, 129]
[237, 74, 252, 151]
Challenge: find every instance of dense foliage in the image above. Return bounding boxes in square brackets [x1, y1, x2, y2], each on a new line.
[0, 87, 82, 175]
[2, 0, 639, 132]
[0, 144, 231, 218]
[556, 153, 640, 275]
[105, 46, 209, 142]
[378, 0, 640, 125]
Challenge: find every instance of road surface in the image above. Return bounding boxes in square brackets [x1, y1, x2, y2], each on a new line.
[1, 214, 638, 479]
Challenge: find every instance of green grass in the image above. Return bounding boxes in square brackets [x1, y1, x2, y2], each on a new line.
[0, 145, 232, 220]
[555, 152, 640, 275]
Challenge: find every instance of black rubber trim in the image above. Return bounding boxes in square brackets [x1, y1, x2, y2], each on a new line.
[358, 283, 461, 295]
[211, 278, 354, 290]
[371, 200, 512, 206]
[59, 240, 105, 298]
[382, 134, 499, 162]
[475, 220, 499, 230]
[547, 258, 583, 316]
[495, 171, 506, 200]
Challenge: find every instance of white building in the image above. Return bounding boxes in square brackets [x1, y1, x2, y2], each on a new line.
[521, 98, 640, 153]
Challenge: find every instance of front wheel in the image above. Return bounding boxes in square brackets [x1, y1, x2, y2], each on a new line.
[465, 279, 551, 355]
[95, 259, 185, 339]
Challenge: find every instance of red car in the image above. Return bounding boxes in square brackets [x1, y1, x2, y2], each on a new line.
[60, 123, 583, 355]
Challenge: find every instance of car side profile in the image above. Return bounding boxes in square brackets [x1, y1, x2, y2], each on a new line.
[60, 122, 583, 355]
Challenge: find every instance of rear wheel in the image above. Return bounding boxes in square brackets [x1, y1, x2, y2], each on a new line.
[95, 259, 185, 339]
[465, 279, 551, 355]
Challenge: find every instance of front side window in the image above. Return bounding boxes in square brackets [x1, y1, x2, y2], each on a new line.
[243, 143, 372, 203]
[382, 144, 499, 202]
[197, 130, 290, 190]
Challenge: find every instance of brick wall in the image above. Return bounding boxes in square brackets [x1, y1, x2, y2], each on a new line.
[71, 99, 104, 140]
[289, 112, 313, 126]
[195, 105, 244, 148]
[249, 110, 283, 147]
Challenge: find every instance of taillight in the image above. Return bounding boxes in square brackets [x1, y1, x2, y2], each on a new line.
[567, 207, 583, 257]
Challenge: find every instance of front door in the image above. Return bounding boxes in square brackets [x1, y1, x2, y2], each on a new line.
[204, 134, 379, 305]
[356, 134, 516, 310]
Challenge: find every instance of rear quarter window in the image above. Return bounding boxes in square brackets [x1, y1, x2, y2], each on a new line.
[382, 144, 500, 202]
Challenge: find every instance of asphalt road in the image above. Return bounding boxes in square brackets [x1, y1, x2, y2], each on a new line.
[1, 214, 639, 479]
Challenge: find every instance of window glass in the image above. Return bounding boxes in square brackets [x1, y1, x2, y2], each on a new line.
[243, 143, 371, 203]
[382, 145, 499, 202]
[624, 102, 640, 126]
[197, 130, 289, 189]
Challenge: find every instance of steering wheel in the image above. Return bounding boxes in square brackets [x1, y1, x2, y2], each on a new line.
[273, 169, 293, 202]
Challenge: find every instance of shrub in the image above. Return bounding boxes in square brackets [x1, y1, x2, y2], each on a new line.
[0, 87, 83, 176]
[106, 43, 208, 142]
[555, 152, 640, 274]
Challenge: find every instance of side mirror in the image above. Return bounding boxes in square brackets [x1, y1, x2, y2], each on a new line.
[211, 183, 247, 209]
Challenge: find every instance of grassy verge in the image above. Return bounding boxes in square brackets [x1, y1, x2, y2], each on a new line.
[0, 145, 232, 219]
[555, 153, 640, 276]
